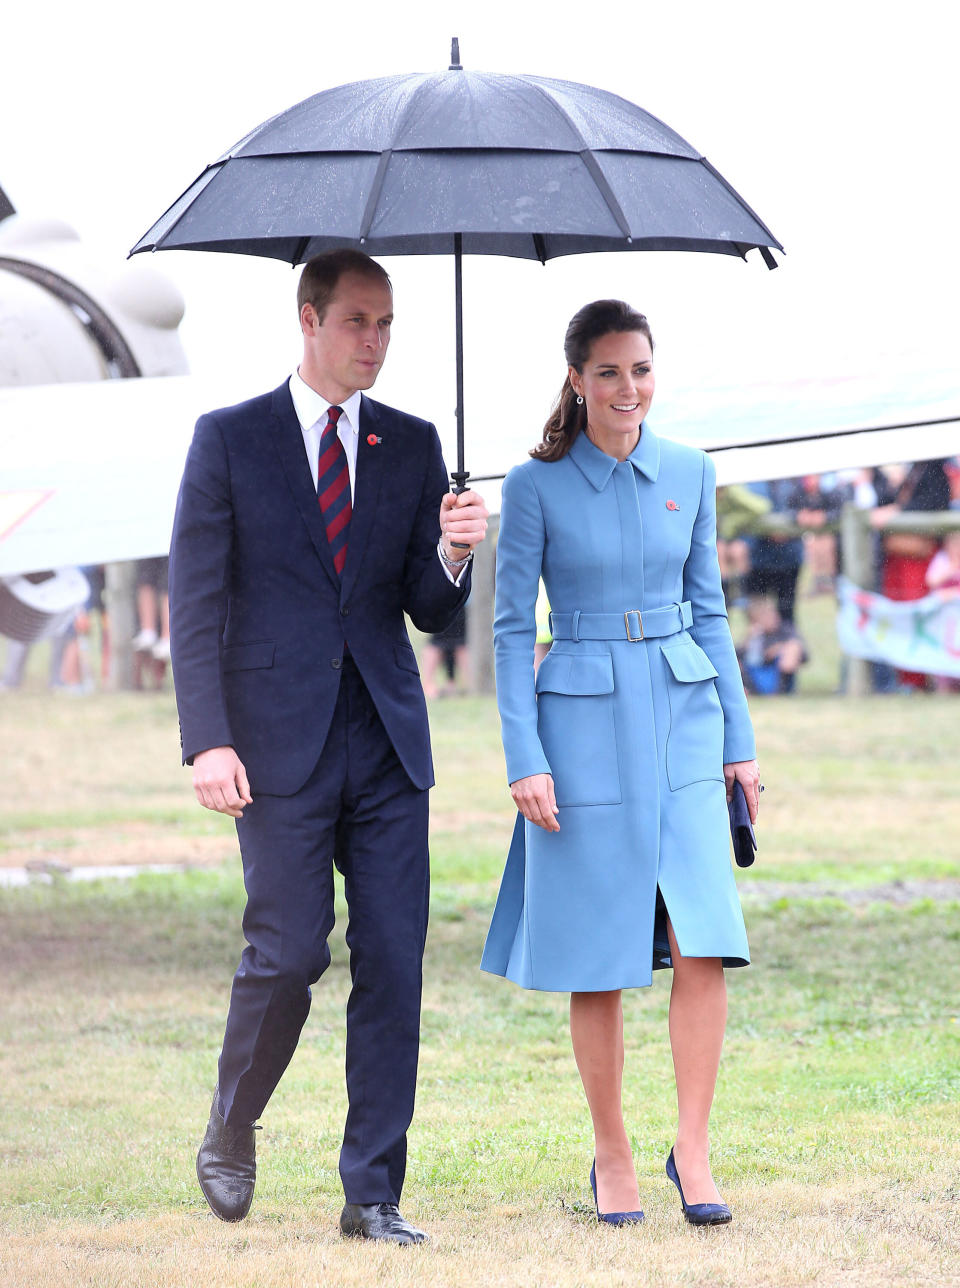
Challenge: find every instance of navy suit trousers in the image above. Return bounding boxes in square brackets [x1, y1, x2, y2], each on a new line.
[218, 656, 429, 1205]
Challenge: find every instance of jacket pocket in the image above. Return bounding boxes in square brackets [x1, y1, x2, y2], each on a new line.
[222, 641, 276, 673]
[395, 642, 420, 674]
[661, 641, 724, 789]
[535, 651, 621, 807]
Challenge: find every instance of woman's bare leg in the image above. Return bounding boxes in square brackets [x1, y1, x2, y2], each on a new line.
[666, 917, 728, 1204]
[569, 990, 641, 1213]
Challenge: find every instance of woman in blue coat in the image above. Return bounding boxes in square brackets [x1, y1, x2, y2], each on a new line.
[481, 300, 760, 1227]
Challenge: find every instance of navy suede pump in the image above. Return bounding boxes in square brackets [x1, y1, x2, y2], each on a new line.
[665, 1149, 732, 1225]
[589, 1159, 644, 1226]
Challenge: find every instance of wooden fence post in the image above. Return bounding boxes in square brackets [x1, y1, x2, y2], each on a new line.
[467, 514, 498, 695]
[105, 561, 137, 691]
[840, 504, 875, 697]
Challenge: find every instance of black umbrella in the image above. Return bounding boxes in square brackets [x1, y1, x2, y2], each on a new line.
[131, 40, 783, 491]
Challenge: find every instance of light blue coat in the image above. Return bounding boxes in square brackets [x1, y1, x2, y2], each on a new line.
[481, 427, 755, 992]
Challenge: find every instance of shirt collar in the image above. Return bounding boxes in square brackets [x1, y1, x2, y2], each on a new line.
[568, 425, 660, 490]
[289, 370, 362, 435]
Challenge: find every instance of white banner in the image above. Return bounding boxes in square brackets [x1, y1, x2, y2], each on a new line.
[836, 577, 960, 677]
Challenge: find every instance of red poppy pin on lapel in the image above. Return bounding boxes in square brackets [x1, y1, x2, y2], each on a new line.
[666, 499, 679, 511]
[367, 434, 381, 446]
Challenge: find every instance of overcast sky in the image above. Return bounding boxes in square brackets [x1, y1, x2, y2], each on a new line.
[2, 0, 956, 475]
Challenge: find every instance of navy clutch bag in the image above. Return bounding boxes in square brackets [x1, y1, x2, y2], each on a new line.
[728, 780, 756, 868]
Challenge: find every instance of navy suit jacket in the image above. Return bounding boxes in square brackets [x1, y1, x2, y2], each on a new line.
[168, 380, 470, 796]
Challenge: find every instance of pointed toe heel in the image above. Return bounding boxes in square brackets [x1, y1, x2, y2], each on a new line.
[665, 1149, 732, 1226]
[589, 1159, 644, 1227]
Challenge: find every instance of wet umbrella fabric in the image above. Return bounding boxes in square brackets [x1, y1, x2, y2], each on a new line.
[131, 63, 783, 479]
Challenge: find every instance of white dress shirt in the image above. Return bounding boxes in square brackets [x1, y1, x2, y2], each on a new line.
[288, 370, 470, 584]
[289, 371, 363, 500]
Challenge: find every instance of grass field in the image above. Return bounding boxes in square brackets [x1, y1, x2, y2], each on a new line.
[1, 604, 958, 1287]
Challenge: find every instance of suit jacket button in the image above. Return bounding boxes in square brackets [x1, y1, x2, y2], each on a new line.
[331, 658, 342, 670]
[340, 606, 350, 616]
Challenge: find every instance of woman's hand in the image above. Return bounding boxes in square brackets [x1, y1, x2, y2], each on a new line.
[723, 759, 761, 823]
[510, 773, 560, 832]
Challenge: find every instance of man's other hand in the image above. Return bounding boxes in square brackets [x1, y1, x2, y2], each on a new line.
[193, 746, 253, 818]
[439, 490, 488, 560]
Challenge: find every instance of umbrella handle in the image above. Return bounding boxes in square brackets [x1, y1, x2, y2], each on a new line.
[449, 469, 471, 549]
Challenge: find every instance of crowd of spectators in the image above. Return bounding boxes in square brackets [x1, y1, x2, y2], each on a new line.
[0, 557, 169, 694]
[3, 459, 959, 698]
[724, 457, 960, 695]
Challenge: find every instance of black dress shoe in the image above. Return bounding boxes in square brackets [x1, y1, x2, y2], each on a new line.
[196, 1089, 258, 1222]
[339, 1202, 429, 1244]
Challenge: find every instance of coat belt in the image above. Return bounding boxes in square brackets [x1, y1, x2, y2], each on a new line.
[548, 601, 693, 642]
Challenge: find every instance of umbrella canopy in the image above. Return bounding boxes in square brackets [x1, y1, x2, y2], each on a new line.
[131, 43, 783, 484]
[132, 57, 781, 266]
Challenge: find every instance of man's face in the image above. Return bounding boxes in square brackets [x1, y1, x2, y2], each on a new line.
[300, 271, 394, 402]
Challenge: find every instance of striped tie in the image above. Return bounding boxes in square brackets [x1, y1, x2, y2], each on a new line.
[317, 405, 350, 576]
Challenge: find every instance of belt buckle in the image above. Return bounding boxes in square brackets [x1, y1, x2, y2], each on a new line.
[624, 609, 644, 641]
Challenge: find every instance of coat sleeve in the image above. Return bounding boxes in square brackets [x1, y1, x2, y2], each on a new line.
[494, 466, 552, 784]
[168, 412, 235, 764]
[682, 452, 757, 764]
[400, 423, 471, 633]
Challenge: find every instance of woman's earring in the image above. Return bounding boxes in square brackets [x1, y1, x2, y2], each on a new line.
[576, 395, 584, 405]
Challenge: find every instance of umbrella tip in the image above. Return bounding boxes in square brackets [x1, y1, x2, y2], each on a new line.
[449, 36, 462, 70]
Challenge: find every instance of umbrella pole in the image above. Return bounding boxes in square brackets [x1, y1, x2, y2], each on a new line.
[450, 233, 471, 547]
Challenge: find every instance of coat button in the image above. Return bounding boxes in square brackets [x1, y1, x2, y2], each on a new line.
[331, 658, 342, 670]
[340, 606, 350, 616]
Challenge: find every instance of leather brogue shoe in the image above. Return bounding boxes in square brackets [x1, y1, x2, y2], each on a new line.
[196, 1089, 258, 1222]
[339, 1202, 429, 1244]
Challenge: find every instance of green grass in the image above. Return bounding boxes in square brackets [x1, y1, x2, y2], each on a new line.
[1, 630, 959, 1285]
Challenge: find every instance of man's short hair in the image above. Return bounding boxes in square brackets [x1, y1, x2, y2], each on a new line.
[297, 249, 392, 322]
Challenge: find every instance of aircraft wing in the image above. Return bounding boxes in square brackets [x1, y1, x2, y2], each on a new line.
[2, 365, 956, 578]
[0, 376, 232, 577]
[653, 363, 958, 487]
[464, 361, 958, 512]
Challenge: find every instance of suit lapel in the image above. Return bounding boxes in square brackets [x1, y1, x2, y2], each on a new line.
[269, 383, 340, 591]
[340, 396, 387, 602]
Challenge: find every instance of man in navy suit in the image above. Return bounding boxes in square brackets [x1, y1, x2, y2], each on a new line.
[169, 249, 488, 1243]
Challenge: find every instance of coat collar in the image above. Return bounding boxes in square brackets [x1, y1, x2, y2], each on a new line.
[568, 425, 661, 490]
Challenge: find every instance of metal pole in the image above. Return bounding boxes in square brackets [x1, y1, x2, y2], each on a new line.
[449, 233, 472, 551]
[452, 232, 467, 488]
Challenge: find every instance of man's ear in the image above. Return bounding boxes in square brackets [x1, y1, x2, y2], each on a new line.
[300, 302, 318, 335]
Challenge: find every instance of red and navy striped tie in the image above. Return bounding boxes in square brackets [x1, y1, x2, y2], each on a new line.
[317, 405, 351, 576]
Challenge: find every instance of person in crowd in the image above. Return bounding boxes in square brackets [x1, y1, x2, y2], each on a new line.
[737, 596, 807, 694]
[925, 531, 960, 693]
[420, 607, 470, 697]
[533, 580, 553, 672]
[872, 459, 951, 691]
[782, 473, 846, 595]
[482, 299, 759, 1228]
[743, 478, 804, 623]
[169, 249, 487, 1243]
[715, 484, 769, 609]
[132, 556, 170, 661]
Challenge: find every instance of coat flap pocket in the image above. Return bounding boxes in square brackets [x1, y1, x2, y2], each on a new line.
[395, 642, 420, 674]
[222, 641, 276, 673]
[536, 652, 615, 696]
[660, 641, 719, 683]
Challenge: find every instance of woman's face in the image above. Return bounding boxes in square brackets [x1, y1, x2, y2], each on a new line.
[569, 330, 655, 453]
